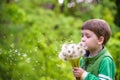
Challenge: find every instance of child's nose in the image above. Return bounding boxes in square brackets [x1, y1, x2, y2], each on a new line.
[81, 37, 85, 42]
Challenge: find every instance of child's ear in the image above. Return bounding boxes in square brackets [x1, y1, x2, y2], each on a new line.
[98, 36, 104, 45]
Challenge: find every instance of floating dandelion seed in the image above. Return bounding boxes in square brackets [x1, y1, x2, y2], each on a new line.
[18, 52, 21, 56]
[15, 49, 18, 53]
[23, 53, 27, 57]
[10, 43, 14, 48]
[26, 58, 30, 63]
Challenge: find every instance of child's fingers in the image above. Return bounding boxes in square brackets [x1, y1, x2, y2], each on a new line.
[73, 67, 79, 70]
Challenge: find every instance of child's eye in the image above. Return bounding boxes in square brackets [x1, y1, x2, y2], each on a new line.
[86, 35, 91, 38]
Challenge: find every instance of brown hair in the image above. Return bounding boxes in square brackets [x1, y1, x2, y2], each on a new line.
[81, 19, 111, 45]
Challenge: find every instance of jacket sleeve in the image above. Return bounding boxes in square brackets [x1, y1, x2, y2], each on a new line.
[83, 57, 116, 80]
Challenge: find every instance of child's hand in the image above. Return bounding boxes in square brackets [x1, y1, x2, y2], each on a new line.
[73, 67, 85, 77]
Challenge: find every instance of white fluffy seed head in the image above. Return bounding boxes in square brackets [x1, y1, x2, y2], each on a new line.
[59, 42, 87, 61]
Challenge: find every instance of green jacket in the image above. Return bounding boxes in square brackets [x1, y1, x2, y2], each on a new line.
[80, 48, 116, 80]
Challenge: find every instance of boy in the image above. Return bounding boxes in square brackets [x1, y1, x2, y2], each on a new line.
[73, 19, 116, 80]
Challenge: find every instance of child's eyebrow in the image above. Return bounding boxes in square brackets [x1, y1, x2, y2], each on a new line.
[82, 32, 89, 35]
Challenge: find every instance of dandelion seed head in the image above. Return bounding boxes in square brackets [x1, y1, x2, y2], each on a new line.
[59, 42, 86, 61]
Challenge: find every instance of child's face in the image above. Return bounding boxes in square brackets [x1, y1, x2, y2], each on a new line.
[81, 29, 102, 51]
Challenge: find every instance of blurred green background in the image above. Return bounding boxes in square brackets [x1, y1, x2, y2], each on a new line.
[0, 0, 120, 80]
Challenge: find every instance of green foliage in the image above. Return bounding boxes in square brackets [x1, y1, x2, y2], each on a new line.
[0, 0, 120, 80]
[0, 4, 82, 80]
